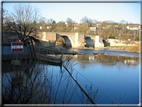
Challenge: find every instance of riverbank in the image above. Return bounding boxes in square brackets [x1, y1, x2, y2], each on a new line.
[51, 45, 140, 54]
[44, 46, 139, 57]
[104, 46, 140, 53]
[71, 45, 140, 53]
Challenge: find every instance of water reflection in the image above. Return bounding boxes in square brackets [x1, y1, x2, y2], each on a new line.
[2, 54, 139, 104]
[2, 59, 99, 104]
[63, 54, 139, 68]
[124, 60, 139, 65]
[3, 60, 52, 104]
[63, 55, 139, 104]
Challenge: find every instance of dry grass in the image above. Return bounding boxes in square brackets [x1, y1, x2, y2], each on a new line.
[105, 42, 141, 53]
[124, 43, 141, 53]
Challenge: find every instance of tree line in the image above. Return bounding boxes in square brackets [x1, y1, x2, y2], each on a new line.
[2, 4, 140, 41]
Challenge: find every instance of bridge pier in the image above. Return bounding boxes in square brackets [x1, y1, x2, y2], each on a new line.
[95, 35, 104, 48]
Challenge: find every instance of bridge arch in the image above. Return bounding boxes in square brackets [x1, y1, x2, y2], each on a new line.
[84, 37, 94, 48]
[55, 36, 73, 48]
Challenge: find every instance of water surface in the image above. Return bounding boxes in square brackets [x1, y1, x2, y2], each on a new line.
[2, 51, 140, 105]
[69, 48, 140, 57]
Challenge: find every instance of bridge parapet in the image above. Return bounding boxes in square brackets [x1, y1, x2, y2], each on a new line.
[31, 32, 105, 48]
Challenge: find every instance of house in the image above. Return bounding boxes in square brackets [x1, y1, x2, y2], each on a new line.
[39, 23, 51, 29]
[96, 22, 102, 27]
[44, 23, 51, 29]
[73, 23, 79, 30]
[127, 24, 140, 30]
[65, 22, 79, 30]
[39, 26, 42, 29]
[65, 22, 79, 29]
[89, 25, 97, 31]
[107, 25, 112, 28]
[65, 22, 68, 27]
[101, 22, 119, 29]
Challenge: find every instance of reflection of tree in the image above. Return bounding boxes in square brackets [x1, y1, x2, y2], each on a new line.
[3, 54, 135, 104]
[66, 54, 139, 69]
[3, 61, 52, 104]
[77, 84, 100, 104]
[3, 57, 100, 104]
[63, 56, 131, 104]
[63, 58, 99, 105]
[3, 61, 72, 104]
[76, 54, 90, 69]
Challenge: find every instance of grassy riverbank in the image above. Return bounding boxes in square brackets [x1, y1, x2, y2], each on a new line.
[41, 42, 141, 54]
[104, 44, 140, 53]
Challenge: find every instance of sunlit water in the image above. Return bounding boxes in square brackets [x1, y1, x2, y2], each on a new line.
[2, 50, 140, 105]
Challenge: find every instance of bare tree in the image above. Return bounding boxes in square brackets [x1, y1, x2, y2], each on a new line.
[78, 23, 88, 34]
[80, 16, 89, 24]
[47, 18, 54, 24]
[38, 17, 48, 31]
[65, 17, 74, 32]
[3, 3, 40, 39]
[47, 18, 56, 32]
[66, 17, 73, 26]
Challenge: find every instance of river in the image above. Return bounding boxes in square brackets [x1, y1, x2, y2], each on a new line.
[2, 49, 140, 105]
[62, 53, 140, 104]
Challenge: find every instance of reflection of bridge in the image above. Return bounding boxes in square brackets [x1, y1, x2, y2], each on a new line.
[37, 32, 105, 48]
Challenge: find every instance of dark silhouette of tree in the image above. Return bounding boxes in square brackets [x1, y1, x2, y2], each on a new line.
[3, 4, 40, 39]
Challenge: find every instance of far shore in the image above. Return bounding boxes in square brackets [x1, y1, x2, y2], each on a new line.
[65, 46, 140, 53]
[44, 46, 140, 57]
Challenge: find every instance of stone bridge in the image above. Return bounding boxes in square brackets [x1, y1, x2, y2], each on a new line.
[36, 32, 105, 48]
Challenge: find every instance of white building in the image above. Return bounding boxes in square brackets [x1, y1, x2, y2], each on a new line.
[127, 24, 140, 30]
[89, 25, 97, 31]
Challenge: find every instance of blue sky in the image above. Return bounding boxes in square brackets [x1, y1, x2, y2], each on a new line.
[3, 2, 140, 24]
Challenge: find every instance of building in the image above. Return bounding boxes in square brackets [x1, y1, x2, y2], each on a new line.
[39, 23, 51, 29]
[89, 25, 97, 31]
[73, 23, 79, 30]
[127, 24, 140, 30]
[44, 23, 51, 29]
[96, 22, 102, 27]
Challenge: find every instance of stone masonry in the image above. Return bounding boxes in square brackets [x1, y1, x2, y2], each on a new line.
[36, 32, 105, 48]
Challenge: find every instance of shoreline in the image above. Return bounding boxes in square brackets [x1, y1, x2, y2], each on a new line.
[47, 46, 140, 58]
[42, 46, 140, 56]
[69, 47, 140, 53]
[49, 53, 139, 58]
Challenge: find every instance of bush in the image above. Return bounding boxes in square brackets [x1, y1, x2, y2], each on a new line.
[109, 35, 115, 39]
[135, 37, 139, 41]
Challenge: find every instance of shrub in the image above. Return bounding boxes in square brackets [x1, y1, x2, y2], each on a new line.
[109, 35, 115, 39]
[135, 37, 139, 41]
